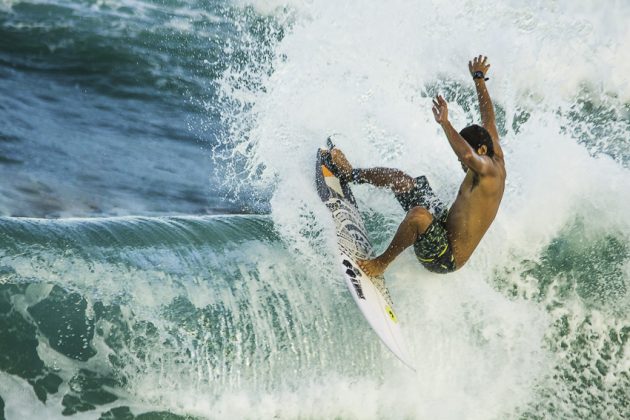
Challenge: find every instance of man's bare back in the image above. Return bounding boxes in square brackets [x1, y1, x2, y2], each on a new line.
[330, 55, 505, 276]
[446, 153, 505, 267]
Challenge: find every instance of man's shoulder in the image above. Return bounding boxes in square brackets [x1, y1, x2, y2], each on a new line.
[479, 158, 506, 187]
[478, 155, 505, 177]
[492, 155, 506, 173]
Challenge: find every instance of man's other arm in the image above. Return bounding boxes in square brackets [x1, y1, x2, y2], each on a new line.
[432, 95, 493, 175]
[469, 55, 504, 159]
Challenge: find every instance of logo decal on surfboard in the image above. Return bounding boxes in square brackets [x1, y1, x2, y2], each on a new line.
[343, 259, 365, 299]
[386, 306, 398, 323]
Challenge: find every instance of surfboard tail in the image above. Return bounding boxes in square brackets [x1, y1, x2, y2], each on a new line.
[339, 253, 416, 371]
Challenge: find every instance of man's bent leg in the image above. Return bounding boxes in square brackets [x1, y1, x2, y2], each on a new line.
[353, 168, 416, 194]
[358, 207, 433, 277]
[330, 149, 415, 194]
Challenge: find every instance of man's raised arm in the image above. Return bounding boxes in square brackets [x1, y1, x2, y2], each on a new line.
[469, 55, 503, 159]
[432, 95, 492, 175]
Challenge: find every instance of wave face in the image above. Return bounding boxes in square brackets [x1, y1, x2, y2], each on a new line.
[1, 215, 382, 418]
[1, 0, 630, 419]
[0, 0, 278, 216]
[0, 212, 628, 419]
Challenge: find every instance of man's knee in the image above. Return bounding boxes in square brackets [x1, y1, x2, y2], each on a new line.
[406, 206, 433, 234]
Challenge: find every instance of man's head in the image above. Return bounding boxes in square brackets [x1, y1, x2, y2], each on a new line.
[457, 124, 494, 172]
[459, 124, 494, 157]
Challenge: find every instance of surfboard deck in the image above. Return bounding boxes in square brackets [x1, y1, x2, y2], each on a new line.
[315, 141, 414, 371]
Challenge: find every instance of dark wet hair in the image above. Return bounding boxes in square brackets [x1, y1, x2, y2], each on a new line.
[459, 124, 494, 157]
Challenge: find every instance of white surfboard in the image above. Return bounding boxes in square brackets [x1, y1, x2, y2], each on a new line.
[315, 141, 414, 370]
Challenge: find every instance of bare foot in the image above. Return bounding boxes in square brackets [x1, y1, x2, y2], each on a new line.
[357, 257, 389, 277]
[331, 148, 353, 180]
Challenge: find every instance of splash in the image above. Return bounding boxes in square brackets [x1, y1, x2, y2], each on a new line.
[213, 0, 630, 417]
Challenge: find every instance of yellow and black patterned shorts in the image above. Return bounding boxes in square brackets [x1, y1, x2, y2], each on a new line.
[395, 176, 456, 274]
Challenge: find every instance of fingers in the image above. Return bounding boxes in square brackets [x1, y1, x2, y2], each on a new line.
[470, 55, 491, 76]
[481, 55, 489, 70]
[432, 95, 448, 123]
[471, 55, 490, 66]
[432, 95, 447, 108]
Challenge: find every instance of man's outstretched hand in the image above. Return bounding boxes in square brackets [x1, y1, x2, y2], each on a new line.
[469, 55, 490, 77]
[432, 95, 448, 125]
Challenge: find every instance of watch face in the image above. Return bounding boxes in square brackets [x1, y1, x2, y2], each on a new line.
[473, 71, 488, 81]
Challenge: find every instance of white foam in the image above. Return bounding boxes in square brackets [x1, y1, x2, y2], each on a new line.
[215, 0, 630, 417]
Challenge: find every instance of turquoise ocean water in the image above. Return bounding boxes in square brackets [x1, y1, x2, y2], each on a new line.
[1, 0, 629, 418]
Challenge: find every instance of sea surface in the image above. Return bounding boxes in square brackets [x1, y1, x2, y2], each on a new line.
[1, 0, 629, 419]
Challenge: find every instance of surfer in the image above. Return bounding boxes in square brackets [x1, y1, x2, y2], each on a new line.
[331, 55, 506, 276]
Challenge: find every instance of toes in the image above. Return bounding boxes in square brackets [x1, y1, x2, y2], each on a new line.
[357, 261, 369, 275]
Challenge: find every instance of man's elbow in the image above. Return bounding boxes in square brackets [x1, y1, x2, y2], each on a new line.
[462, 154, 489, 175]
[461, 153, 476, 166]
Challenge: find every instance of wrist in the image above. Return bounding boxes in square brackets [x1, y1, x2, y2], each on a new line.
[472, 70, 489, 81]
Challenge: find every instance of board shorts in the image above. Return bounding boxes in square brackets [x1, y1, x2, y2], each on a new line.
[394, 176, 457, 274]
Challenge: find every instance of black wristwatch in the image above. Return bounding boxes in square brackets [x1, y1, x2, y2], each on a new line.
[472, 70, 489, 81]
